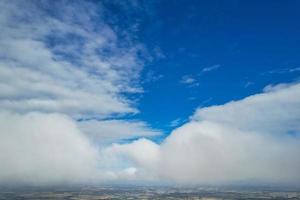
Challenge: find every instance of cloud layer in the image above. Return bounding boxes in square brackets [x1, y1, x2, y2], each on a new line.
[1, 81, 300, 185]
[109, 83, 300, 184]
[1, 0, 300, 186]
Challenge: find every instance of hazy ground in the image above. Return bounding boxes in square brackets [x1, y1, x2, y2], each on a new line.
[0, 186, 300, 200]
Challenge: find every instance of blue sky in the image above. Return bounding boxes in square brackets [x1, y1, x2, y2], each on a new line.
[102, 0, 300, 133]
[1, 0, 300, 185]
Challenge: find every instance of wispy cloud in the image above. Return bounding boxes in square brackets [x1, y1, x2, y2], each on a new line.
[243, 81, 255, 88]
[169, 118, 185, 127]
[201, 64, 221, 73]
[0, 0, 145, 117]
[153, 46, 166, 59]
[143, 70, 164, 84]
[263, 67, 300, 75]
[180, 75, 196, 84]
[199, 97, 213, 106]
[180, 75, 199, 87]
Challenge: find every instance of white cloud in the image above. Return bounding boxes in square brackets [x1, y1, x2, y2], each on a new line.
[0, 111, 163, 185]
[0, 0, 159, 185]
[202, 64, 220, 73]
[108, 82, 300, 184]
[193, 83, 300, 134]
[289, 67, 300, 72]
[1, 0, 300, 186]
[264, 67, 300, 74]
[180, 75, 196, 84]
[180, 75, 199, 87]
[169, 118, 184, 127]
[244, 81, 254, 88]
[153, 46, 166, 59]
[103, 138, 161, 182]
[0, 0, 143, 117]
[78, 119, 161, 142]
[0, 112, 99, 185]
[143, 70, 164, 83]
[263, 82, 297, 92]
[2, 71, 300, 185]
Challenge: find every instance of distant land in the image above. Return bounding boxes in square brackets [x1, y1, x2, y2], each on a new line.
[1, 186, 300, 200]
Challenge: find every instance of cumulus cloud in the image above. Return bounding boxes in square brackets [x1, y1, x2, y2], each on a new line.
[108, 83, 300, 185]
[103, 138, 161, 181]
[0, 111, 161, 185]
[0, 112, 99, 185]
[193, 83, 300, 135]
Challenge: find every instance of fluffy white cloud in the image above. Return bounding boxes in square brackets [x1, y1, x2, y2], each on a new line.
[102, 138, 161, 182]
[109, 83, 300, 184]
[0, 112, 160, 185]
[0, 0, 143, 117]
[193, 83, 300, 135]
[0, 112, 99, 185]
